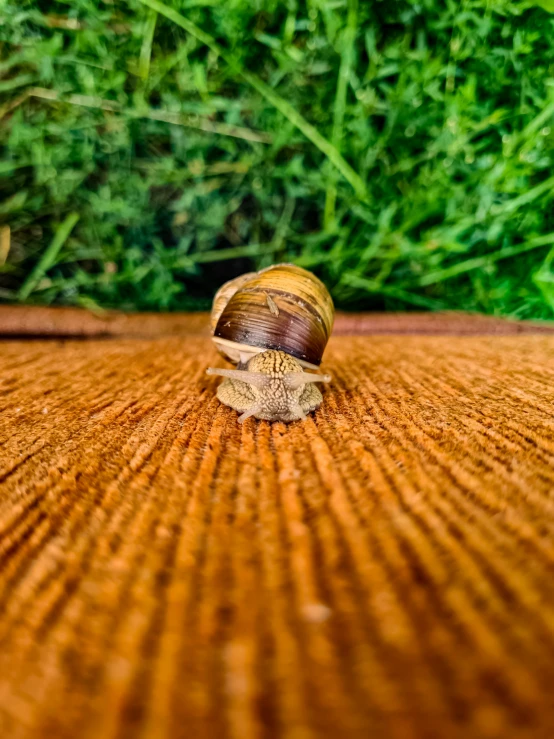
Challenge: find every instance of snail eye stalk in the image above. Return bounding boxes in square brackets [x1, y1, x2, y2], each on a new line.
[284, 372, 332, 390]
[206, 367, 269, 389]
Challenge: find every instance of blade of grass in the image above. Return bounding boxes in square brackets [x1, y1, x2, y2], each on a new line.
[516, 100, 554, 145]
[187, 242, 282, 263]
[138, 8, 158, 81]
[0, 226, 10, 267]
[0, 191, 28, 215]
[497, 174, 554, 215]
[412, 174, 554, 251]
[0, 73, 36, 93]
[18, 212, 80, 301]
[342, 273, 446, 309]
[0, 88, 32, 119]
[137, 0, 368, 201]
[28, 87, 272, 143]
[417, 233, 554, 287]
[273, 196, 296, 261]
[324, 0, 358, 228]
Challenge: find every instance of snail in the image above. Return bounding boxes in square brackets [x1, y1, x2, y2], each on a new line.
[206, 263, 334, 423]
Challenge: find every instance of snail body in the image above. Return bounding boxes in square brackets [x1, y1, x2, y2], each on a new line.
[207, 264, 334, 423]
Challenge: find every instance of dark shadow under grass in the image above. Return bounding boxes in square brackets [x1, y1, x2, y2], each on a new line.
[1, 0, 554, 318]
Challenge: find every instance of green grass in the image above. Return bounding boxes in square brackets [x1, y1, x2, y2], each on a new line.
[2, 0, 554, 317]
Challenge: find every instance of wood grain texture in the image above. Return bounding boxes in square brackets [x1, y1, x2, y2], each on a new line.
[1, 316, 554, 738]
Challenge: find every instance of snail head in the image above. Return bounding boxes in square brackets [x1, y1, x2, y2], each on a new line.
[206, 349, 331, 423]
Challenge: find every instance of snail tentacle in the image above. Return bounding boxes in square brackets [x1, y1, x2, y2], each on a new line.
[206, 367, 269, 388]
[238, 405, 263, 423]
[284, 372, 331, 389]
[290, 403, 307, 421]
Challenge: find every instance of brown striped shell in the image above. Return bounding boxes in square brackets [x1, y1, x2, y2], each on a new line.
[210, 264, 334, 369]
[210, 271, 256, 337]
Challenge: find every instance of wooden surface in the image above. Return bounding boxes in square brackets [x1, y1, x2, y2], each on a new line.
[1, 305, 554, 338]
[1, 311, 554, 738]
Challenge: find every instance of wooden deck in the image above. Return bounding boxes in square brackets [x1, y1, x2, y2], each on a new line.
[1, 309, 554, 738]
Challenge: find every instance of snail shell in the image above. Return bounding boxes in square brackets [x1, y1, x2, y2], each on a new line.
[211, 263, 334, 369]
[207, 264, 334, 423]
[210, 271, 256, 338]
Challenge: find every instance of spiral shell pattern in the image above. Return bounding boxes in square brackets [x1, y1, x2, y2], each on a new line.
[211, 264, 334, 368]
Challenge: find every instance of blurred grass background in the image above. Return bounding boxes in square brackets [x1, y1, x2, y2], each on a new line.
[2, 0, 554, 316]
